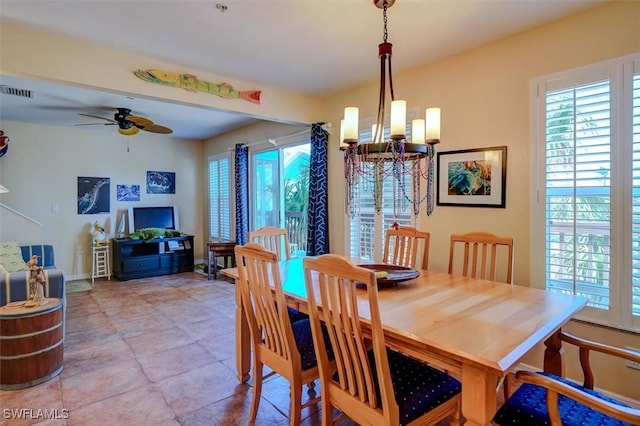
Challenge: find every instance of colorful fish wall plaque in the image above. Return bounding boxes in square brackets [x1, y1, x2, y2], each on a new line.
[134, 69, 261, 105]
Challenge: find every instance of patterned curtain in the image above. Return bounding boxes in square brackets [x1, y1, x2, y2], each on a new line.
[306, 123, 329, 255]
[234, 144, 249, 245]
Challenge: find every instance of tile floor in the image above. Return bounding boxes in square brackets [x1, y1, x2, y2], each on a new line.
[1, 272, 514, 425]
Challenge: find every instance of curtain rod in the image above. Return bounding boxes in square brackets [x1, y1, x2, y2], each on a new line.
[227, 122, 332, 151]
[228, 127, 312, 151]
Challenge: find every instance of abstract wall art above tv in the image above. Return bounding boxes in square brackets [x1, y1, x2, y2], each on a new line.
[146, 171, 175, 194]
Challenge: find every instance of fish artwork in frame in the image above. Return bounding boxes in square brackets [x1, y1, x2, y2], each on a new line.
[436, 146, 507, 208]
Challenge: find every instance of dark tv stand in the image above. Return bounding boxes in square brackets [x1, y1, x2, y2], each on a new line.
[112, 235, 194, 281]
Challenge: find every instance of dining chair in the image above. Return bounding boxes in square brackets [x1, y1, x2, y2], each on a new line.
[493, 331, 640, 425]
[383, 226, 430, 270]
[248, 226, 292, 261]
[448, 231, 514, 399]
[234, 243, 321, 426]
[448, 231, 514, 284]
[248, 226, 307, 322]
[303, 254, 461, 426]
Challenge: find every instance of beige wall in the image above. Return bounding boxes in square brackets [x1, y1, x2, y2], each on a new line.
[0, 21, 325, 126]
[0, 120, 203, 279]
[0, 18, 323, 278]
[326, 1, 640, 284]
[321, 1, 640, 400]
[1, 0, 640, 401]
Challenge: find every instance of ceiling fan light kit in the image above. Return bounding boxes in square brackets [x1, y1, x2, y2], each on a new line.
[76, 107, 173, 136]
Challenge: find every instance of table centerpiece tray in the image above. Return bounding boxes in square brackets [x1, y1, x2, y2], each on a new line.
[358, 264, 420, 286]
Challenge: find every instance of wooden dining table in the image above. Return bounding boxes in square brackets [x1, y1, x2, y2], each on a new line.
[220, 258, 587, 426]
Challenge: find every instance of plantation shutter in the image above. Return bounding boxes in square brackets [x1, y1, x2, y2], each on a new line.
[535, 54, 640, 330]
[631, 72, 640, 317]
[544, 80, 612, 310]
[209, 155, 231, 240]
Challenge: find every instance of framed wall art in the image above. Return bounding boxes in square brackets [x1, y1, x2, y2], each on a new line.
[437, 146, 507, 208]
[77, 176, 110, 214]
[117, 184, 140, 201]
[146, 171, 175, 194]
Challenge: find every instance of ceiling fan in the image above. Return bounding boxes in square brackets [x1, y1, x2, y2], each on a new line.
[76, 107, 173, 135]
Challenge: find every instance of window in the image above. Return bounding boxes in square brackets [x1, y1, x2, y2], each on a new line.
[532, 53, 640, 331]
[347, 124, 417, 261]
[208, 154, 231, 240]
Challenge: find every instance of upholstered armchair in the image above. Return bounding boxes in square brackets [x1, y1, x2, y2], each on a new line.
[0, 243, 65, 306]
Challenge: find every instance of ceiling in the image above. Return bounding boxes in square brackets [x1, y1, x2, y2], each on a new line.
[0, 0, 608, 140]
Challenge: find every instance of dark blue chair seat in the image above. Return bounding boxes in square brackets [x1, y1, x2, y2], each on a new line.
[287, 307, 308, 323]
[363, 348, 461, 425]
[493, 372, 634, 426]
[291, 318, 333, 371]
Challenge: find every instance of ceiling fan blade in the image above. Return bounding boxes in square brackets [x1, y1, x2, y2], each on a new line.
[118, 126, 139, 136]
[78, 113, 116, 123]
[125, 115, 153, 127]
[75, 122, 118, 126]
[141, 124, 173, 134]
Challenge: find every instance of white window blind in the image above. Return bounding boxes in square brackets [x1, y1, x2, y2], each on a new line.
[533, 53, 640, 330]
[544, 80, 612, 310]
[209, 154, 231, 240]
[631, 71, 640, 317]
[348, 125, 415, 261]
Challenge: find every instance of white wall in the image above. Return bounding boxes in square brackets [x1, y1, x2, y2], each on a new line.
[0, 120, 203, 279]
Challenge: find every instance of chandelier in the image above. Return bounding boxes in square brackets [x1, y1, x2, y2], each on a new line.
[340, 0, 440, 218]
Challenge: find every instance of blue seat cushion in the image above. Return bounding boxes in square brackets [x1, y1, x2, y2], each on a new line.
[287, 307, 308, 323]
[493, 372, 633, 426]
[291, 318, 333, 371]
[366, 348, 461, 425]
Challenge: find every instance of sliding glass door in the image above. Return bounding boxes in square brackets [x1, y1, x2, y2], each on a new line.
[250, 142, 310, 252]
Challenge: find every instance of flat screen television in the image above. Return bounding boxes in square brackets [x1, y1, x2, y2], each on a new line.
[128, 206, 179, 233]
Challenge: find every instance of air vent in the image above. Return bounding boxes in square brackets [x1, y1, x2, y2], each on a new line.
[1, 85, 33, 98]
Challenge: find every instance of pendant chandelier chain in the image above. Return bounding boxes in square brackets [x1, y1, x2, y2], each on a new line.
[383, 4, 389, 43]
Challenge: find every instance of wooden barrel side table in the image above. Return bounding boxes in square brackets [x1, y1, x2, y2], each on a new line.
[0, 298, 64, 390]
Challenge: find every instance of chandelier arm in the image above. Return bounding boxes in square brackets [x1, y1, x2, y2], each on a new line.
[376, 53, 387, 144]
[387, 54, 396, 102]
